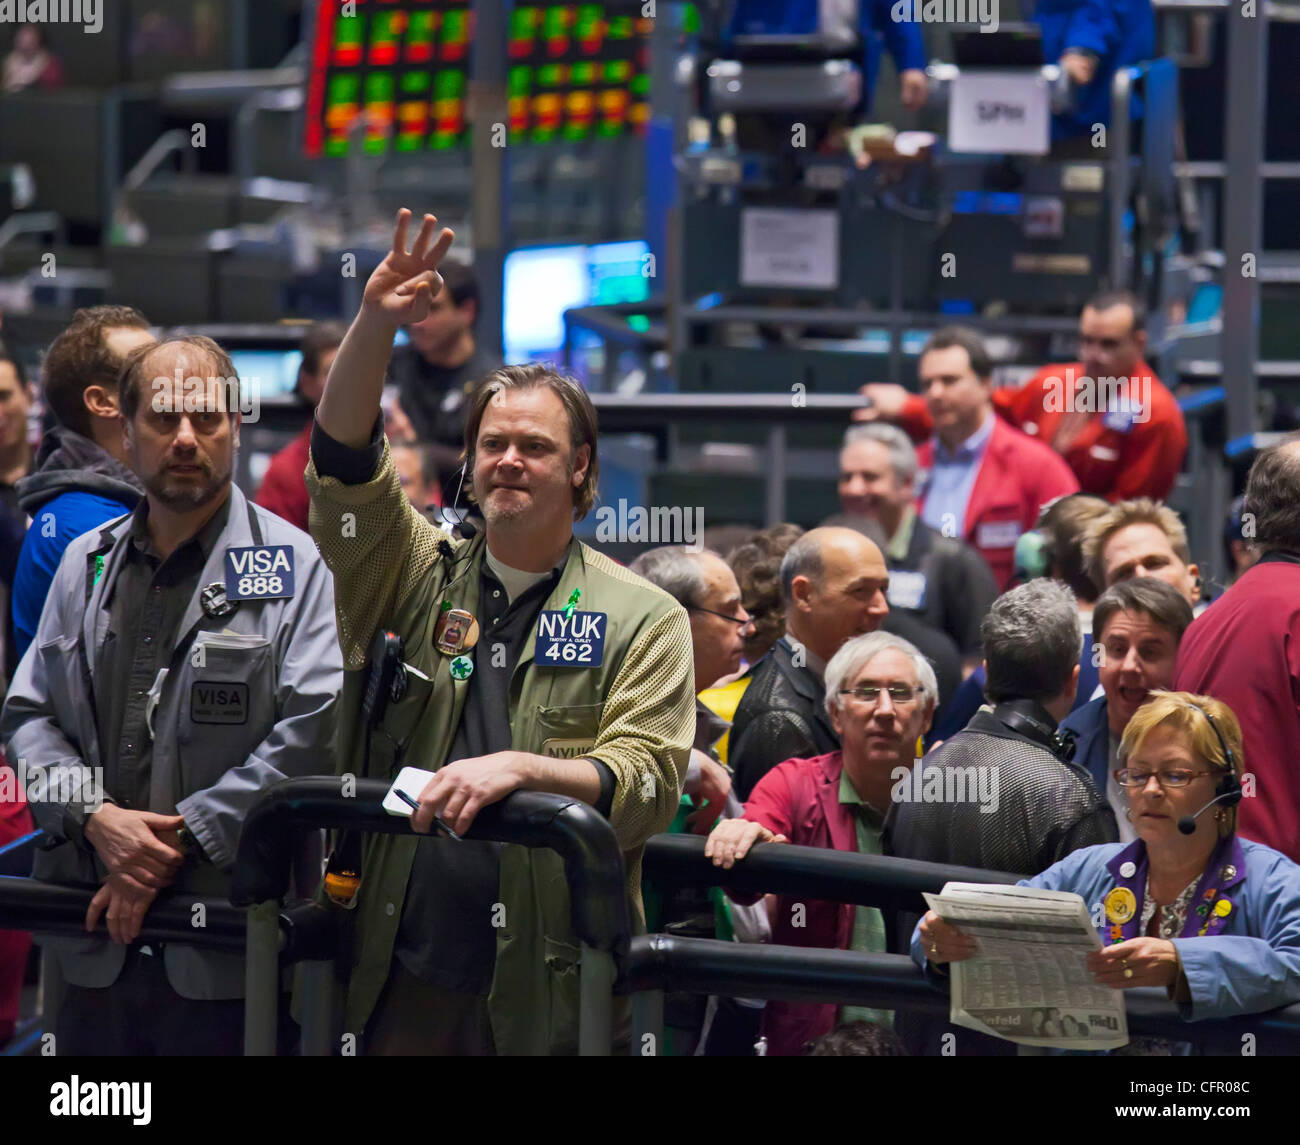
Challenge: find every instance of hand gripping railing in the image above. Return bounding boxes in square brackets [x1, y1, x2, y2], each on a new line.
[0, 877, 247, 949]
[632, 835, 1300, 1054]
[230, 777, 631, 1056]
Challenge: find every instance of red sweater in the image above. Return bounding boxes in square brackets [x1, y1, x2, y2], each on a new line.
[897, 360, 1186, 501]
[1174, 559, 1300, 861]
[0, 752, 33, 1044]
[742, 751, 862, 1056]
[254, 421, 313, 533]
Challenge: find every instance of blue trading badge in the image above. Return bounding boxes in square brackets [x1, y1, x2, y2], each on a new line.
[886, 570, 928, 612]
[224, 545, 296, 601]
[1102, 398, 1137, 434]
[536, 610, 607, 667]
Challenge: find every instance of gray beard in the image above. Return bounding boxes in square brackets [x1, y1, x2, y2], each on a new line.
[144, 460, 232, 512]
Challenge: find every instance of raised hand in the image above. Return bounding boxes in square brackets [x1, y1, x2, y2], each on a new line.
[363, 208, 456, 325]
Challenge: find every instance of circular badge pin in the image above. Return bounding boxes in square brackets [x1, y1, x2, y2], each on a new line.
[1213, 899, 1232, 918]
[435, 608, 480, 656]
[1119, 861, 1136, 879]
[200, 581, 236, 620]
[449, 655, 474, 681]
[1104, 886, 1137, 925]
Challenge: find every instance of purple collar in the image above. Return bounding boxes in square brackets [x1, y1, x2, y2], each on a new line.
[1102, 837, 1246, 944]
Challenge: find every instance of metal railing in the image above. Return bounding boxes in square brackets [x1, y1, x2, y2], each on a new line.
[643, 832, 1020, 911]
[632, 835, 1300, 1054]
[230, 777, 631, 1056]
[0, 779, 630, 1057]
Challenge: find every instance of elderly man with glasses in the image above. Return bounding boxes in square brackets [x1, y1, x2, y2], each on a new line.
[629, 546, 755, 835]
[705, 631, 937, 1056]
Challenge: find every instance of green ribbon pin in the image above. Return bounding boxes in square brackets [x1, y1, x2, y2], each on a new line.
[93, 554, 105, 588]
[563, 588, 581, 620]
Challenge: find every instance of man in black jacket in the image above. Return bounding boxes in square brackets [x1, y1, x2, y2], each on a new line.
[730, 526, 960, 801]
[884, 578, 1117, 1055]
[885, 578, 1116, 875]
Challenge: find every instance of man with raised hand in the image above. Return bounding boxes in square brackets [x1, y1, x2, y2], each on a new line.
[307, 209, 694, 1056]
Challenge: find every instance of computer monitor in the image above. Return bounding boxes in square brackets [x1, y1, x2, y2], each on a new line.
[227, 349, 304, 401]
[951, 24, 1044, 68]
[502, 239, 650, 365]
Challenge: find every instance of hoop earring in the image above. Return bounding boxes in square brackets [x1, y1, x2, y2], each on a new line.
[1124, 809, 1133, 822]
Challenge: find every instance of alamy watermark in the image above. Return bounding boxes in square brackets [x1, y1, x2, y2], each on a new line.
[1041, 368, 1152, 425]
[593, 499, 704, 551]
[0, 1, 102, 34]
[890, 0, 999, 32]
[1, 757, 105, 810]
[891, 763, 1000, 814]
[151, 369, 260, 423]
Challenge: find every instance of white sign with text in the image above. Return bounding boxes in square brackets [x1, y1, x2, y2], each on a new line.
[949, 71, 1050, 155]
[739, 207, 840, 290]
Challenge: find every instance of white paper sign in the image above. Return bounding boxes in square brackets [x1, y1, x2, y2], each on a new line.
[739, 207, 840, 290]
[948, 71, 1050, 156]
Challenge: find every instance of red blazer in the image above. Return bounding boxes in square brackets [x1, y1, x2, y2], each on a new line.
[915, 416, 1079, 589]
[254, 420, 313, 533]
[1000, 361, 1186, 501]
[1174, 559, 1300, 861]
[742, 751, 861, 1056]
[897, 361, 1185, 502]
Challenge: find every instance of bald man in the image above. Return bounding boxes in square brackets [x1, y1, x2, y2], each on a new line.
[728, 527, 959, 801]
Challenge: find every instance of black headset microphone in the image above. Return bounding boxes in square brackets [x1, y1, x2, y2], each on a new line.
[440, 461, 478, 543]
[1176, 704, 1244, 835]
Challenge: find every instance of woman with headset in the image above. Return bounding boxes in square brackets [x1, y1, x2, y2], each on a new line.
[915, 692, 1300, 1022]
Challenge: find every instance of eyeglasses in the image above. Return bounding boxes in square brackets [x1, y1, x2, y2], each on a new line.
[686, 605, 751, 628]
[838, 685, 920, 706]
[1113, 768, 1214, 789]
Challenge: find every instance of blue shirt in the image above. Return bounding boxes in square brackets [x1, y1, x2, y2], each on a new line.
[919, 413, 994, 539]
[913, 837, 1300, 1023]
[12, 491, 133, 664]
[1028, 0, 1156, 138]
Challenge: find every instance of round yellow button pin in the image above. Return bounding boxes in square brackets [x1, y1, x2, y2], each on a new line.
[1105, 887, 1137, 924]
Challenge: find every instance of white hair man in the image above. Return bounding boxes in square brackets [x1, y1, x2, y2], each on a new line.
[705, 631, 937, 1055]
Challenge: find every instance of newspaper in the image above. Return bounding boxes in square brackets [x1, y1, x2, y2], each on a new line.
[923, 882, 1129, 1051]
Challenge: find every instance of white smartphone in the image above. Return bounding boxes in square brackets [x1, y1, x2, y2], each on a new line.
[383, 766, 436, 817]
[382, 766, 460, 839]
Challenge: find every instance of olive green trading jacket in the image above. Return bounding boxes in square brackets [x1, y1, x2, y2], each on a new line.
[306, 439, 694, 1053]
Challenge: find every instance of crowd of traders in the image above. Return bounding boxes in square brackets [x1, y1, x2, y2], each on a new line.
[0, 209, 1297, 1057]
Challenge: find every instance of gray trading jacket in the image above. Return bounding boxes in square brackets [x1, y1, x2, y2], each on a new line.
[0, 483, 342, 999]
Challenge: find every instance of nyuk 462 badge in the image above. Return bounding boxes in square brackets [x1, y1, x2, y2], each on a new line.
[536, 609, 606, 667]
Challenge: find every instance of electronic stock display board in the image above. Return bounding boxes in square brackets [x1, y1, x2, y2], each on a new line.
[305, 0, 655, 157]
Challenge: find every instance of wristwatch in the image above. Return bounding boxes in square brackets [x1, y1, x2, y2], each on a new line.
[176, 823, 205, 864]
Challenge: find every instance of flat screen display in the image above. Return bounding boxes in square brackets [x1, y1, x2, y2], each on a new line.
[304, 1, 654, 158]
[503, 239, 650, 363]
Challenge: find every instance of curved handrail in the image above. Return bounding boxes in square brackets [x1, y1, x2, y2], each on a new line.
[642, 833, 1020, 912]
[229, 777, 630, 954]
